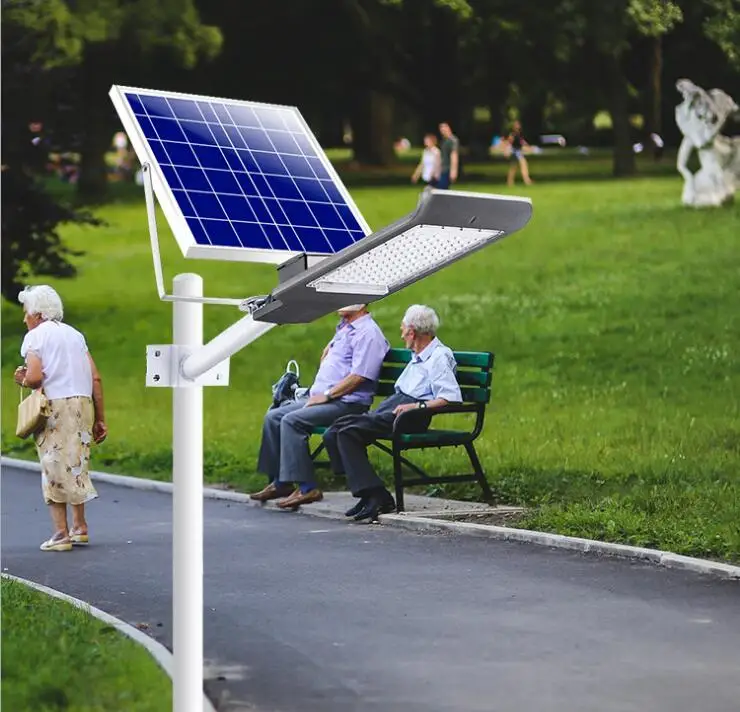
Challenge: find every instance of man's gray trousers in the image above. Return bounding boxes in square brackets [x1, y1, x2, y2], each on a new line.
[322, 393, 430, 496]
[257, 397, 367, 486]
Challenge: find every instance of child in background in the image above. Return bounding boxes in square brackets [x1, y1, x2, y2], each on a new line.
[411, 133, 442, 188]
[505, 120, 534, 186]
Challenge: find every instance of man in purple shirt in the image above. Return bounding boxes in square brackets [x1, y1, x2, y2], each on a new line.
[250, 304, 389, 508]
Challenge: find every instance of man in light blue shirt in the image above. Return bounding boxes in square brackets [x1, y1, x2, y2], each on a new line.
[323, 304, 461, 521]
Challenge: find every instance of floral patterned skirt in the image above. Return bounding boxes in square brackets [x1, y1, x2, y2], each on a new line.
[34, 396, 98, 506]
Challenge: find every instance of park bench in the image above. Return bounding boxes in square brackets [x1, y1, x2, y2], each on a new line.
[310, 347, 495, 512]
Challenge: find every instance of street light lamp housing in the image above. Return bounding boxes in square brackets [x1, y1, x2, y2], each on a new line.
[252, 189, 532, 324]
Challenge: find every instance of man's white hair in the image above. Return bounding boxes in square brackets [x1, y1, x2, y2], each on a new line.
[402, 304, 439, 335]
[18, 285, 64, 321]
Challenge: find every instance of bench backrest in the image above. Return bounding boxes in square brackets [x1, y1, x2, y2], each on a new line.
[376, 348, 494, 404]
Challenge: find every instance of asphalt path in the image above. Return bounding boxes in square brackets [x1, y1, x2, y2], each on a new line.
[2, 466, 738, 712]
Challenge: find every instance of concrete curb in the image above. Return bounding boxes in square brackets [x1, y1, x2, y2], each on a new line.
[4, 456, 739, 581]
[1, 573, 216, 712]
[380, 516, 740, 580]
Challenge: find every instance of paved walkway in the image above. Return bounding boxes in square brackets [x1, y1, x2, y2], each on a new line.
[2, 466, 739, 712]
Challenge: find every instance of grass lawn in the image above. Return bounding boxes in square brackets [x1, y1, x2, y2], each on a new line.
[2, 153, 738, 561]
[1, 577, 171, 711]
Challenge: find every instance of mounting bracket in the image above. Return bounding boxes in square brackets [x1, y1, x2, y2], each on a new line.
[146, 345, 230, 387]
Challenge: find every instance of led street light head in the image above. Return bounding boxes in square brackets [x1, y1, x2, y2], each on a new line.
[252, 189, 533, 324]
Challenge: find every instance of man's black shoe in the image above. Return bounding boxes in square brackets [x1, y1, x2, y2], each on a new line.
[353, 492, 396, 522]
[344, 498, 368, 518]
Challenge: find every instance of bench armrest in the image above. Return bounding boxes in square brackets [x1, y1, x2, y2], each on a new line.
[425, 403, 480, 416]
[392, 402, 486, 440]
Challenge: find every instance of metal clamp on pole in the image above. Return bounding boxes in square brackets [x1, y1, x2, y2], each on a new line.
[146, 346, 230, 388]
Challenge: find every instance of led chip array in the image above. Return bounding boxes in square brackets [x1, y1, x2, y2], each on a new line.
[308, 224, 502, 295]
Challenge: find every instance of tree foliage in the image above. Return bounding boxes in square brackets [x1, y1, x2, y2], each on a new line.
[0, 172, 101, 302]
[9, 0, 223, 201]
[1, 0, 101, 302]
[702, 0, 740, 69]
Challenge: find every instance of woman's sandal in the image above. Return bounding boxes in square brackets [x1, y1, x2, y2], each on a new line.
[69, 529, 89, 545]
[40, 536, 72, 552]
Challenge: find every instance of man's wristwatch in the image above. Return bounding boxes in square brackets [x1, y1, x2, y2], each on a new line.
[418, 401, 427, 409]
[324, 389, 335, 401]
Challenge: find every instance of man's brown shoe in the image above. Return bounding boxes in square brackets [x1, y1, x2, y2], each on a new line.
[250, 482, 294, 502]
[276, 488, 324, 509]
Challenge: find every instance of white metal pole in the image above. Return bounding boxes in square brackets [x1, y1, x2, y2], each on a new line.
[172, 273, 204, 712]
[180, 313, 276, 382]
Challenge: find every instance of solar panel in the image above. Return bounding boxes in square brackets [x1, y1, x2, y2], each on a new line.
[109, 86, 371, 264]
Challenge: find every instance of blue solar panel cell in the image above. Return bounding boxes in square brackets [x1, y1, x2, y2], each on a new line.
[197, 102, 219, 123]
[207, 169, 241, 195]
[203, 219, 240, 246]
[111, 86, 370, 260]
[220, 194, 255, 222]
[310, 203, 346, 231]
[294, 133, 317, 156]
[141, 95, 174, 118]
[266, 175, 302, 201]
[320, 180, 345, 204]
[169, 98, 204, 122]
[233, 221, 270, 249]
[247, 197, 271, 224]
[148, 141, 170, 166]
[186, 217, 209, 245]
[173, 190, 195, 216]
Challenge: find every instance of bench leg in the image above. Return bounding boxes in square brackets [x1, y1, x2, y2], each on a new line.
[465, 442, 495, 504]
[310, 441, 325, 461]
[393, 447, 405, 513]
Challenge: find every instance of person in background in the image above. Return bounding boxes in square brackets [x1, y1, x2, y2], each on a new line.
[250, 304, 389, 509]
[411, 133, 442, 188]
[322, 305, 462, 522]
[14, 286, 107, 552]
[505, 120, 534, 186]
[649, 132, 665, 162]
[438, 122, 460, 189]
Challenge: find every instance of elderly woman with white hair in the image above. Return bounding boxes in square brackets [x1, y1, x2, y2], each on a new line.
[13, 285, 107, 552]
[323, 304, 462, 521]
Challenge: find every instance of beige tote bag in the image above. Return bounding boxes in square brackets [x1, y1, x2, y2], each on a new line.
[16, 387, 51, 439]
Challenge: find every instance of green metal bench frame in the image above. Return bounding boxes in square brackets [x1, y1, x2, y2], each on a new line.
[310, 347, 495, 512]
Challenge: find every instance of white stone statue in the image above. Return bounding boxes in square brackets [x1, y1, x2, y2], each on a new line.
[675, 78, 740, 207]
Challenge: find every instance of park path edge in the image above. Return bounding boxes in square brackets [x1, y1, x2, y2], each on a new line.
[1, 572, 217, 712]
[3, 455, 738, 581]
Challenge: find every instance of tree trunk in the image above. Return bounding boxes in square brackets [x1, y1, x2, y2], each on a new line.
[647, 36, 663, 158]
[76, 46, 113, 203]
[77, 122, 111, 203]
[520, 98, 545, 145]
[350, 90, 395, 166]
[649, 36, 662, 133]
[609, 56, 636, 177]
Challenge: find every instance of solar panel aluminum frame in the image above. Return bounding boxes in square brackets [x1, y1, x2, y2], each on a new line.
[109, 84, 371, 265]
[252, 189, 533, 324]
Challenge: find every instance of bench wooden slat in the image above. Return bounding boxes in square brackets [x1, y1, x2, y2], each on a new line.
[460, 386, 491, 404]
[378, 365, 407, 381]
[384, 348, 413, 364]
[379, 365, 491, 387]
[453, 351, 494, 368]
[377, 383, 490, 403]
[455, 370, 492, 387]
[384, 348, 493, 371]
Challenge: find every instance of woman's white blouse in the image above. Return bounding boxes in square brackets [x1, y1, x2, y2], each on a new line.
[21, 321, 93, 400]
